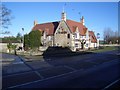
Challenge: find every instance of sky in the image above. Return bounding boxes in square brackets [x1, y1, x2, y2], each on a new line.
[1, 0, 120, 2]
[1, 2, 118, 40]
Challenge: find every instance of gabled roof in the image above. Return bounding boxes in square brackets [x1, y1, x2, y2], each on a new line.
[89, 31, 97, 43]
[66, 19, 88, 35]
[32, 20, 97, 43]
[32, 21, 59, 35]
[32, 19, 87, 36]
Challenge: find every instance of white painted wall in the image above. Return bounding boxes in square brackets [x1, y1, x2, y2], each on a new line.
[90, 43, 97, 48]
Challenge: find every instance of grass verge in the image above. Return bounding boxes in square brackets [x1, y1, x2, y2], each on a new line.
[90, 46, 119, 53]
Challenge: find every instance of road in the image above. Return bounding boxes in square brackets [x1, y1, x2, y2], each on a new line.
[1, 50, 120, 89]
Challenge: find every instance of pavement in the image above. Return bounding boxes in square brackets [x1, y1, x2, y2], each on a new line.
[1, 50, 120, 89]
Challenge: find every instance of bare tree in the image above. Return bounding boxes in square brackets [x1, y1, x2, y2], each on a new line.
[0, 4, 14, 34]
[103, 27, 111, 44]
[103, 27, 120, 44]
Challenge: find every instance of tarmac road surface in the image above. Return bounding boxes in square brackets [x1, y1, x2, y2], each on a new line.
[2, 50, 120, 89]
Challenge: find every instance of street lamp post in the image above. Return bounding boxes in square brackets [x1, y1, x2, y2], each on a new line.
[97, 33, 100, 48]
[22, 28, 24, 51]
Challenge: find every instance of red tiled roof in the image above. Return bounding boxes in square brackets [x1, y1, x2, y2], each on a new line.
[32, 20, 97, 43]
[89, 31, 97, 43]
[32, 22, 59, 35]
[32, 19, 88, 36]
[66, 19, 87, 35]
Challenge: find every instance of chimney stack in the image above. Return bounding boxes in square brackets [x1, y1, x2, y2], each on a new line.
[34, 20, 38, 26]
[80, 16, 85, 25]
[61, 12, 66, 21]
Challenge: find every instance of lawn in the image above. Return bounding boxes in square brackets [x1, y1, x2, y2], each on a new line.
[90, 46, 119, 53]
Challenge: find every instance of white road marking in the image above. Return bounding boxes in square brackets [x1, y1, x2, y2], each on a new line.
[18, 56, 44, 79]
[12, 62, 24, 64]
[3, 66, 53, 78]
[3, 71, 34, 78]
[34, 71, 44, 79]
[4, 57, 120, 88]
[63, 65, 76, 71]
[8, 70, 77, 88]
[3, 67, 44, 79]
[1, 59, 15, 61]
[102, 78, 120, 90]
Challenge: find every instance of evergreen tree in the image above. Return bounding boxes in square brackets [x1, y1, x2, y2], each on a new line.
[24, 34, 30, 50]
[24, 30, 42, 50]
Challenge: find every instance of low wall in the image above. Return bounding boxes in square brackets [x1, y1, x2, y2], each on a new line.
[0, 43, 23, 52]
